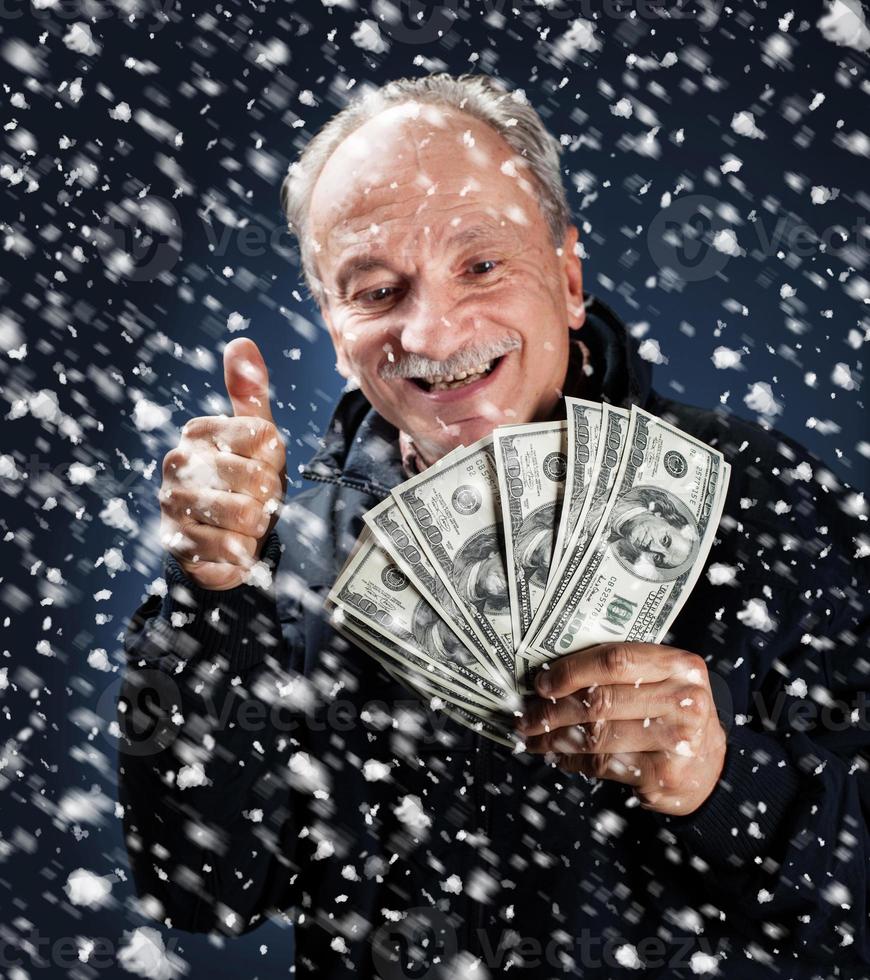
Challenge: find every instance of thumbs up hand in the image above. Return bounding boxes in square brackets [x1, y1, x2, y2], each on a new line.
[159, 338, 287, 591]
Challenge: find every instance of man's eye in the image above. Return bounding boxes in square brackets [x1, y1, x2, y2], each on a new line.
[662, 534, 671, 548]
[359, 286, 398, 305]
[468, 259, 499, 275]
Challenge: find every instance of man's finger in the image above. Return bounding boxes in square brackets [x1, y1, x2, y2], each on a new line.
[167, 446, 283, 503]
[555, 751, 647, 786]
[162, 522, 258, 567]
[516, 678, 697, 737]
[209, 451, 285, 503]
[181, 416, 285, 471]
[535, 643, 690, 699]
[525, 717, 677, 756]
[166, 486, 270, 539]
[224, 337, 274, 422]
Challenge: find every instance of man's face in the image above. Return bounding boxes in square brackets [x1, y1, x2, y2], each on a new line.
[625, 512, 693, 570]
[308, 101, 585, 462]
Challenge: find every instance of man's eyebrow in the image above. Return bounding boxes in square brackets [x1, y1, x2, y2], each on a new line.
[334, 256, 392, 298]
[332, 222, 512, 298]
[442, 221, 508, 250]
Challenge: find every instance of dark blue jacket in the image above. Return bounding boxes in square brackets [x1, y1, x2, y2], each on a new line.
[119, 295, 870, 978]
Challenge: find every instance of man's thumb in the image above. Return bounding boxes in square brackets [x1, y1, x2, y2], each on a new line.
[223, 338, 274, 421]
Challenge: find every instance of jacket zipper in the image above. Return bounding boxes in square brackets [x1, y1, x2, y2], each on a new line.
[299, 468, 392, 501]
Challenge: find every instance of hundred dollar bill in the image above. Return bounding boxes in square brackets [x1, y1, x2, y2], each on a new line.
[493, 420, 567, 648]
[548, 398, 603, 575]
[523, 406, 731, 671]
[331, 607, 506, 716]
[433, 703, 516, 748]
[562, 404, 631, 566]
[327, 530, 510, 708]
[392, 435, 515, 686]
[519, 404, 630, 660]
[333, 614, 516, 748]
[363, 495, 501, 685]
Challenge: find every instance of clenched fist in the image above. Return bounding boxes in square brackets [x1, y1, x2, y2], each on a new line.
[159, 338, 287, 591]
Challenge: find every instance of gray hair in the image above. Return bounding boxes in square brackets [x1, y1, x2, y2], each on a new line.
[279, 72, 570, 307]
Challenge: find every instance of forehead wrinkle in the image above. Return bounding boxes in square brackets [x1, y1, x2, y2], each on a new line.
[333, 203, 519, 253]
[327, 195, 428, 250]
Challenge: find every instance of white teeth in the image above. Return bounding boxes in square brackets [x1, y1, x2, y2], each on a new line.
[415, 357, 500, 390]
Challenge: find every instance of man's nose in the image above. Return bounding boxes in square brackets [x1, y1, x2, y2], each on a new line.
[398, 288, 475, 362]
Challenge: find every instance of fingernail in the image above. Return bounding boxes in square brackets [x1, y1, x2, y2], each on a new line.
[536, 672, 551, 696]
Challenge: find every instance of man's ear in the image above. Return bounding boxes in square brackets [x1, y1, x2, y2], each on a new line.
[321, 303, 353, 379]
[560, 224, 585, 331]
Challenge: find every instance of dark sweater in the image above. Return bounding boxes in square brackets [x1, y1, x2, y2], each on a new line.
[119, 295, 870, 978]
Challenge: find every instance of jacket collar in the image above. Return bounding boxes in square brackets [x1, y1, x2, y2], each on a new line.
[300, 293, 652, 498]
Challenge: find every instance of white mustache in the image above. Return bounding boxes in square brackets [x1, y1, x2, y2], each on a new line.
[379, 336, 520, 381]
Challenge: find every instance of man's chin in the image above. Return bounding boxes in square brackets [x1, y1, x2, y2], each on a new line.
[453, 415, 502, 446]
[421, 415, 502, 463]
[395, 388, 533, 461]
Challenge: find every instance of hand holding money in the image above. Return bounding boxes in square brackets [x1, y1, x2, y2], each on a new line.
[327, 399, 731, 760]
[514, 641, 728, 815]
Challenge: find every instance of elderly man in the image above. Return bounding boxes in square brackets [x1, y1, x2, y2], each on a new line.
[120, 73, 869, 977]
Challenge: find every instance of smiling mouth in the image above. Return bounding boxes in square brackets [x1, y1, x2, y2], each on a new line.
[410, 356, 503, 392]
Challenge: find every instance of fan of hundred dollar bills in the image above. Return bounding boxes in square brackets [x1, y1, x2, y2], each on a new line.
[326, 400, 731, 747]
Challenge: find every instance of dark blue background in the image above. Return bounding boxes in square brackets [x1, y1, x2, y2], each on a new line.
[1, 1, 867, 976]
